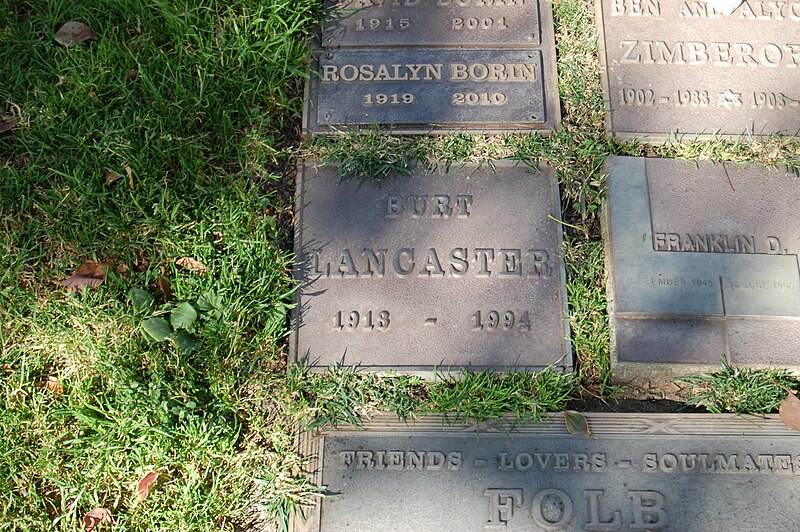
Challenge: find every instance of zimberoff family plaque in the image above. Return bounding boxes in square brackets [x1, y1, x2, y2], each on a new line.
[291, 161, 571, 374]
[292, 413, 800, 531]
[597, 0, 800, 140]
[604, 156, 800, 376]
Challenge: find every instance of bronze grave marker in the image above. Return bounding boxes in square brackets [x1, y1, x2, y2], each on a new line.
[291, 161, 571, 374]
[292, 413, 800, 531]
[604, 156, 800, 376]
[304, 0, 560, 134]
[321, 0, 542, 48]
[304, 48, 559, 134]
[597, 0, 800, 141]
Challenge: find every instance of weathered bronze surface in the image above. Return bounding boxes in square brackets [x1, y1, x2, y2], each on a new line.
[293, 413, 800, 531]
[322, 0, 541, 48]
[291, 161, 570, 374]
[304, 48, 559, 134]
[597, 0, 800, 141]
[604, 156, 800, 375]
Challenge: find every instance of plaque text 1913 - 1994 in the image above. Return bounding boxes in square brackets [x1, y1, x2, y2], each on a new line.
[291, 162, 570, 375]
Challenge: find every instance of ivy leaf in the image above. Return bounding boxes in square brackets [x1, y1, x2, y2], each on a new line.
[170, 302, 198, 330]
[173, 330, 202, 353]
[128, 288, 155, 311]
[142, 317, 172, 342]
[196, 290, 221, 312]
[564, 410, 595, 439]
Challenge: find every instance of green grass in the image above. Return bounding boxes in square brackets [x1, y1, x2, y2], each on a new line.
[3, 0, 800, 529]
[680, 362, 799, 414]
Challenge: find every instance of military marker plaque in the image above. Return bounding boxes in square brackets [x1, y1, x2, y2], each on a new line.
[597, 0, 800, 140]
[322, 0, 542, 48]
[292, 413, 800, 531]
[604, 156, 800, 375]
[291, 161, 570, 374]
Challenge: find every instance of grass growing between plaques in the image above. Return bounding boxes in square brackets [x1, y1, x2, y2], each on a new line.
[680, 362, 800, 414]
[0, 0, 320, 529]
[283, 365, 577, 428]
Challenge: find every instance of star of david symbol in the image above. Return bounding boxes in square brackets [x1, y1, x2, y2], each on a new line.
[717, 89, 743, 110]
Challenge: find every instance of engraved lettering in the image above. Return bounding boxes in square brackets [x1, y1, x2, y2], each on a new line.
[531, 489, 574, 529]
[432, 195, 453, 217]
[629, 491, 668, 529]
[363, 248, 387, 277]
[484, 489, 523, 529]
[394, 248, 415, 275]
[584, 490, 622, 531]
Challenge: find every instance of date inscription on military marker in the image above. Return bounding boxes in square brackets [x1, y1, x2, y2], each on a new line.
[292, 413, 800, 531]
[322, 0, 541, 48]
[291, 162, 570, 374]
[304, 48, 559, 133]
[604, 156, 800, 373]
[597, 0, 800, 140]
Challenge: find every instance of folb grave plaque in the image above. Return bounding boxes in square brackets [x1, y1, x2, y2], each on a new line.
[291, 161, 571, 375]
[322, 0, 542, 48]
[604, 156, 800, 376]
[292, 413, 800, 531]
[597, 0, 800, 141]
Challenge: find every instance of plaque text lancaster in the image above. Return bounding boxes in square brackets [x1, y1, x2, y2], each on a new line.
[292, 162, 570, 372]
[307, 247, 553, 278]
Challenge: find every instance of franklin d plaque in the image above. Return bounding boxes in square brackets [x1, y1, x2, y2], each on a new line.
[604, 156, 800, 375]
[293, 413, 800, 531]
[597, 0, 800, 140]
[291, 161, 571, 374]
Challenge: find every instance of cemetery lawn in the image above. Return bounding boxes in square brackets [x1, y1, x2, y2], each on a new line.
[1, 0, 799, 530]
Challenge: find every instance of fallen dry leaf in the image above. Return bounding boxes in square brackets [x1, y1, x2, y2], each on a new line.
[564, 410, 595, 439]
[83, 508, 112, 531]
[175, 257, 207, 274]
[45, 376, 64, 394]
[104, 170, 123, 186]
[0, 121, 13, 134]
[137, 471, 159, 501]
[114, 263, 130, 276]
[59, 260, 110, 291]
[779, 392, 800, 432]
[157, 274, 174, 301]
[54, 21, 96, 48]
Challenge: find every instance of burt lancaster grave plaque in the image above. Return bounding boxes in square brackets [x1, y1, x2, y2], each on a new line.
[291, 161, 571, 374]
[303, 48, 560, 134]
[604, 156, 800, 375]
[321, 0, 542, 48]
[292, 413, 800, 531]
[597, 0, 800, 140]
